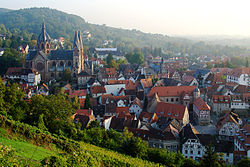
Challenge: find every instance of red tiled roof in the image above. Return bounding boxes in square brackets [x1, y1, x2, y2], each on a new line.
[116, 107, 130, 116]
[235, 123, 250, 151]
[90, 86, 106, 94]
[105, 68, 116, 75]
[183, 75, 195, 83]
[228, 67, 250, 77]
[141, 78, 153, 88]
[70, 89, 87, 98]
[79, 98, 85, 108]
[107, 80, 138, 90]
[139, 111, 158, 123]
[75, 109, 93, 116]
[155, 102, 187, 120]
[5, 67, 23, 75]
[212, 95, 230, 104]
[127, 128, 149, 140]
[131, 97, 142, 108]
[100, 94, 129, 105]
[73, 109, 93, 119]
[217, 112, 240, 130]
[148, 86, 196, 98]
[211, 68, 232, 74]
[193, 97, 210, 111]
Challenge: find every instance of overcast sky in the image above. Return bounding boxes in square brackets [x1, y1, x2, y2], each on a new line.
[1, 0, 250, 36]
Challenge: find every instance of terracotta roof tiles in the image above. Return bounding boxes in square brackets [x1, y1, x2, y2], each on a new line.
[193, 97, 210, 111]
[155, 102, 187, 120]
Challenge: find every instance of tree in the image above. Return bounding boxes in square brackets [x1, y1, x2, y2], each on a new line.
[0, 78, 5, 113]
[61, 69, 72, 83]
[181, 158, 199, 167]
[83, 94, 92, 109]
[200, 144, 220, 167]
[4, 83, 27, 121]
[125, 51, 144, 65]
[37, 114, 47, 131]
[236, 157, 250, 167]
[106, 53, 113, 67]
[122, 137, 147, 158]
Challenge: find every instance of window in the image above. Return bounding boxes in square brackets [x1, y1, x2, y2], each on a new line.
[176, 98, 179, 102]
[198, 150, 201, 155]
[185, 150, 188, 154]
[171, 98, 174, 102]
[190, 150, 193, 154]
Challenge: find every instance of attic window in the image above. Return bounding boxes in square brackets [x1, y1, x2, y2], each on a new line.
[168, 113, 171, 115]
[175, 114, 179, 117]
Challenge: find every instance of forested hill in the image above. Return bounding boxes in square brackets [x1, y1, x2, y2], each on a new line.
[0, 7, 250, 57]
[0, 7, 190, 48]
[0, 8, 86, 39]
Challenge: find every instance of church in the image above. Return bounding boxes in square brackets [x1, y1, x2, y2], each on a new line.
[25, 22, 85, 82]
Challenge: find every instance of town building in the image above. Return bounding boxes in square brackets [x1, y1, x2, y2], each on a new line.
[25, 22, 86, 82]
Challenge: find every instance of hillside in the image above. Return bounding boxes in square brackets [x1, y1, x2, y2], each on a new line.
[0, 7, 190, 48]
[0, 7, 250, 57]
[0, 116, 160, 166]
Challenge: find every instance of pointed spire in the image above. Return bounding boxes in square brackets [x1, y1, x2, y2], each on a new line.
[78, 31, 83, 50]
[37, 21, 51, 47]
[73, 31, 80, 50]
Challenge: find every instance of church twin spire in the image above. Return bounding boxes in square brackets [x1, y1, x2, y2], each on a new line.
[37, 22, 51, 53]
[73, 30, 83, 51]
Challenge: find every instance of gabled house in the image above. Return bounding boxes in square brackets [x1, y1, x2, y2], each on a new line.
[155, 102, 189, 126]
[90, 85, 106, 98]
[212, 95, 230, 114]
[148, 86, 199, 107]
[77, 71, 92, 88]
[129, 97, 143, 117]
[217, 111, 242, 136]
[182, 75, 199, 86]
[148, 127, 180, 152]
[99, 67, 117, 82]
[234, 123, 250, 161]
[104, 84, 126, 96]
[138, 111, 158, 126]
[193, 97, 211, 125]
[109, 116, 140, 131]
[140, 78, 153, 95]
[226, 67, 250, 86]
[73, 109, 95, 129]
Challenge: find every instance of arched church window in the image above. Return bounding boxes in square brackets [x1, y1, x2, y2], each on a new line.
[52, 61, 56, 67]
[37, 62, 45, 71]
[68, 61, 72, 66]
[60, 61, 64, 67]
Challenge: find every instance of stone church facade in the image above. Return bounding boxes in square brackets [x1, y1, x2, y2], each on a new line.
[25, 22, 85, 82]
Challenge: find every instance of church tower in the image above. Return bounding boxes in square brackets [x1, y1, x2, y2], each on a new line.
[37, 22, 51, 54]
[72, 31, 84, 76]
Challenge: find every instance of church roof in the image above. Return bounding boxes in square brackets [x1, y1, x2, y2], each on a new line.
[37, 22, 51, 45]
[48, 50, 73, 60]
[26, 51, 37, 60]
[26, 50, 73, 61]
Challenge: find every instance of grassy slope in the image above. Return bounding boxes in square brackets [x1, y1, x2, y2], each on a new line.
[0, 128, 56, 161]
[0, 127, 160, 167]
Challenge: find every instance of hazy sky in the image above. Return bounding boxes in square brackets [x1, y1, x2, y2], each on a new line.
[1, 0, 250, 36]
